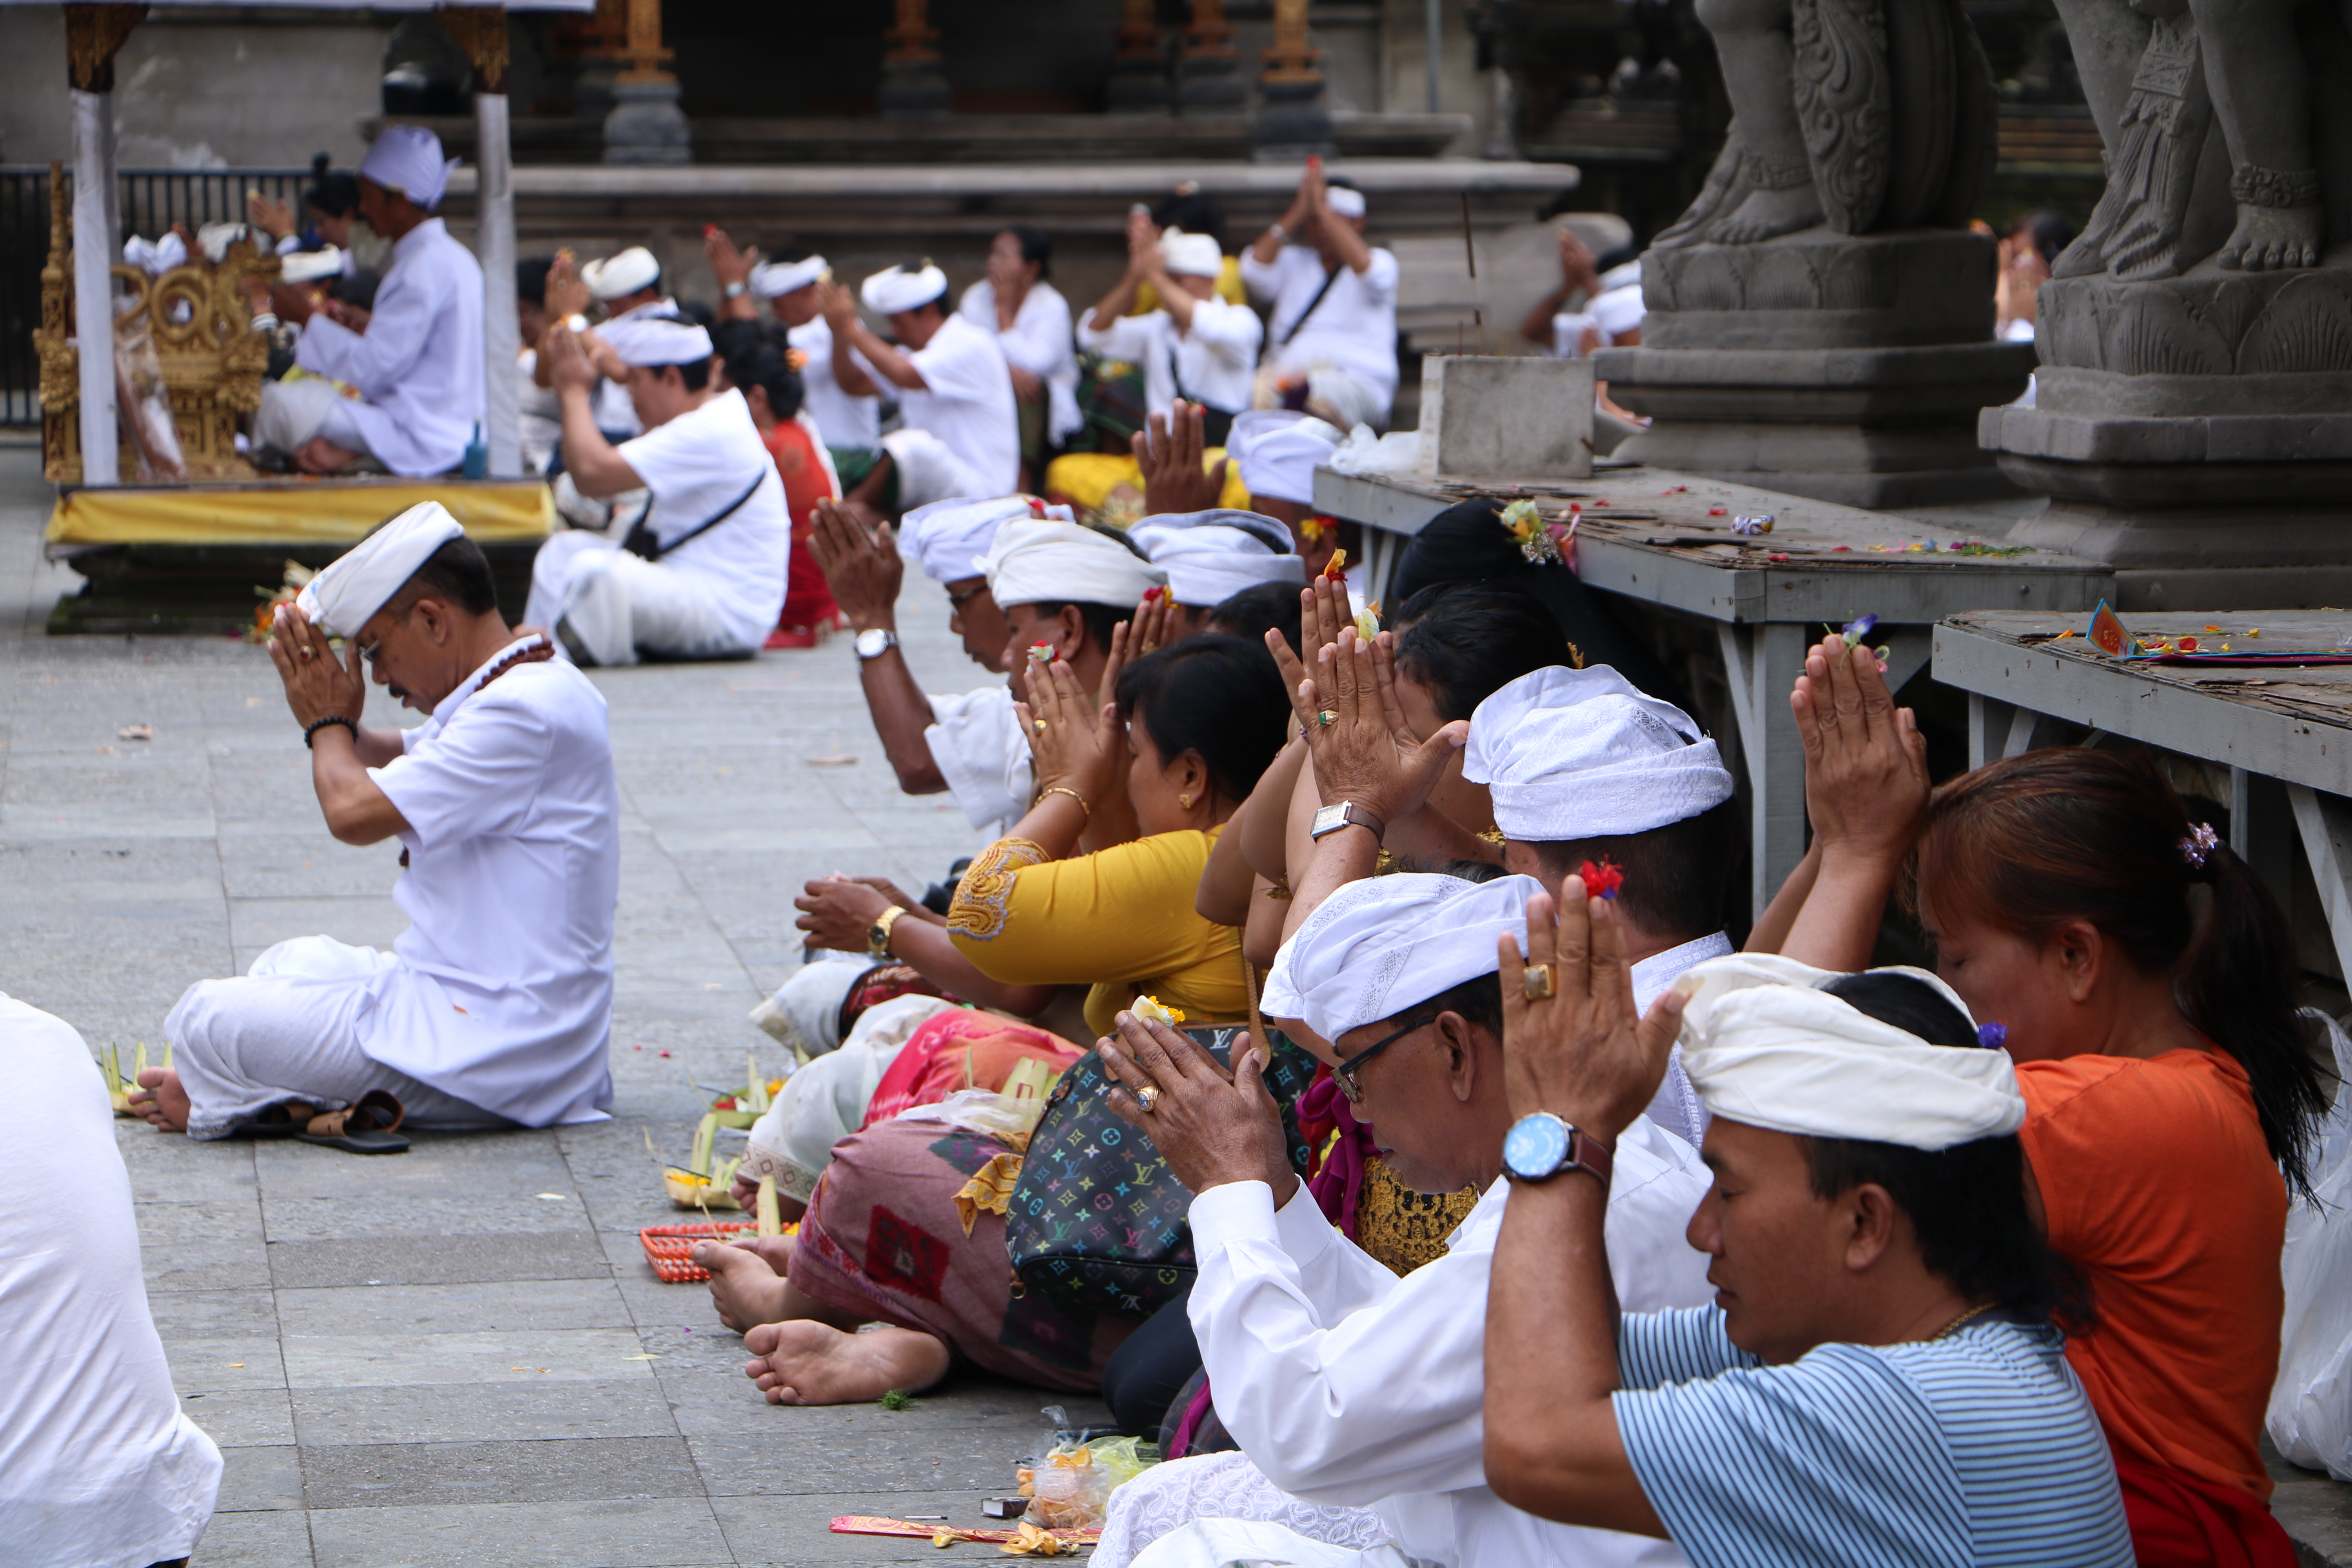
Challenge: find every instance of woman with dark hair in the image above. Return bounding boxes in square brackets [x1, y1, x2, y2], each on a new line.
[961, 225, 1083, 483]
[1772, 637, 2331, 1568]
[1388, 497, 1679, 702]
[245, 152, 377, 275]
[724, 326, 842, 646]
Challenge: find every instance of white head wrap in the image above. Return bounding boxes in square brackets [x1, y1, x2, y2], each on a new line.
[279, 247, 345, 285]
[751, 255, 828, 298]
[358, 124, 457, 211]
[862, 263, 949, 316]
[983, 519, 1167, 611]
[582, 246, 661, 301]
[1226, 410, 1343, 506]
[1465, 665, 1735, 842]
[900, 496, 1069, 585]
[1160, 229, 1223, 279]
[291, 501, 464, 637]
[599, 315, 714, 367]
[1325, 184, 1367, 220]
[1128, 510, 1305, 607]
[123, 232, 188, 276]
[1264, 872, 1541, 1045]
[1671, 953, 2026, 1151]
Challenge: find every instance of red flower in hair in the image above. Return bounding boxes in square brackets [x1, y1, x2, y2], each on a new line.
[1578, 858, 1624, 900]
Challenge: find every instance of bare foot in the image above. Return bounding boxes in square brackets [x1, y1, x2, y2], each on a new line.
[1710, 183, 1824, 245]
[741, 1320, 951, 1406]
[128, 1067, 191, 1133]
[294, 435, 361, 475]
[2218, 203, 2323, 272]
[691, 1240, 793, 1334]
[737, 1233, 798, 1274]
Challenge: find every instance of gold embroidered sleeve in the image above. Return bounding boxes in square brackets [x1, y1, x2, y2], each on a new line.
[946, 836, 1050, 942]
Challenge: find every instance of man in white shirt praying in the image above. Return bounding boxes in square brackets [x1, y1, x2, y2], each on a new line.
[132, 504, 619, 1148]
[1082, 216, 1263, 445]
[961, 226, 1084, 482]
[249, 125, 483, 477]
[578, 244, 674, 439]
[527, 314, 789, 666]
[1087, 869, 1711, 1568]
[703, 231, 885, 470]
[823, 262, 1022, 515]
[1242, 162, 1401, 433]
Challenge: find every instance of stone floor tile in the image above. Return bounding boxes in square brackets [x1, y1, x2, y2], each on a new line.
[307, 1495, 730, 1568]
[216, 1444, 307, 1512]
[282, 1327, 660, 1388]
[145, 1286, 278, 1338]
[159, 1335, 288, 1392]
[713, 1490, 1016, 1566]
[688, 1426, 1025, 1497]
[299, 1436, 701, 1510]
[147, 1234, 274, 1293]
[293, 1379, 683, 1447]
[188, 1506, 317, 1566]
[261, 1191, 594, 1242]
[266, 1230, 614, 1289]
[179, 1387, 297, 1448]
[275, 1278, 634, 1338]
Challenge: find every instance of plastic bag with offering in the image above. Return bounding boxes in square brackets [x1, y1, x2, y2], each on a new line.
[113, 305, 187, 482]
[1014, 1406, 1160, 1530]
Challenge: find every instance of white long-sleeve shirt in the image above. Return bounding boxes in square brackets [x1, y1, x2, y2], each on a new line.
[1077, 297, 1261, 418]
[788, 314, 882, 453]
[961, 279, 1083, 445]
[1186, 1113, 1713, 1568]
[292, 216, 484, 476]
[1240, 243, 1401, 410]
[924, 682, 1031, 837]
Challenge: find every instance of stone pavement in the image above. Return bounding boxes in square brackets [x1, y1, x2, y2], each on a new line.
[0, 441, 1109, 1568]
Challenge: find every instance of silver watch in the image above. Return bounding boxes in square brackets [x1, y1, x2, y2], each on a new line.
[853, 628, 898, 661]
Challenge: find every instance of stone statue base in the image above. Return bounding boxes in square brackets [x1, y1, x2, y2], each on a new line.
[1983, 260, 2352, 593]
[603, 80, 691, 166]
[878, 58, 952, 121]
[1595, 229, 2033, 507]
[1106, 53, 1174, 113]
[1255, 78, 1333, 160]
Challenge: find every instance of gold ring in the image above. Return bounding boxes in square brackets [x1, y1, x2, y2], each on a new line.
[1136, 1085, 1161, 1113]
[1315, 710, 1338, 726]
[298, 645, 314, 661]
[1523, 964, 1557, 1001]
[1033, 718, 1047, 734]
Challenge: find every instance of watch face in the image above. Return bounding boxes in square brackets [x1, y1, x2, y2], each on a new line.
[1311, 802, 1348, 837]
[854, 628, 891, 659]
[1504, 1112, 1570, 1180]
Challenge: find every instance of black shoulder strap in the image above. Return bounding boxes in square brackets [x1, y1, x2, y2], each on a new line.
[1275, 263, 1345, 349]
[622, 468, 767, 563]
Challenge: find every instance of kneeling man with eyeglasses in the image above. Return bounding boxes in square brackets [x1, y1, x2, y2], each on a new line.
[132, 503, 620, 1152]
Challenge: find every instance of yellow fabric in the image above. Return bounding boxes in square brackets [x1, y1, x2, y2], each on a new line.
[47, 479, 554, 547]
[1132, 258, 1247, 314]
[949, 824, 1247, 1038]
[1041, 451, 1253, 515]
[953, 1151, 1025, 1237]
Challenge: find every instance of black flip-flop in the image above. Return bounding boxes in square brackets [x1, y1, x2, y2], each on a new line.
[239, 1101, 318, 1140]
[296, 1089, 410, 1154]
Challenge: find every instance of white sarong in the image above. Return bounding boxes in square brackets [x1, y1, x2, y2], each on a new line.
[166, 935, 514, 1140]
[524, 531, 753, 667]
[882, 427, 994, 512]
[254, 377, 382, 466]
[1099, 1452, 1393, 1568]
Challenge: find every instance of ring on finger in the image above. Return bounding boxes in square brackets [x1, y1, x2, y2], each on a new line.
[1522, 964, 1557, 1002]
[1136, 1085, 1161, 1113]
[1315, 709, 1339, 726]
[1033, 718, 1047, 734]
[297, 645, 315, 661]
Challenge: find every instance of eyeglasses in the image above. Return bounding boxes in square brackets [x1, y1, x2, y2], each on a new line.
[1333, 1010, 1439, 1105]
[947, 583, 987, 611]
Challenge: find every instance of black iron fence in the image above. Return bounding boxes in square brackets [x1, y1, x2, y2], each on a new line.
[0, 167, 314, 427]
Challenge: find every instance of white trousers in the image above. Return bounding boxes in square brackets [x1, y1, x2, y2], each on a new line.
[254, 378, 378, 463]
[524, 531, 748, 667]
[881, 427, 992, 512]
[1250, 364, 1390, 435]
[1097, 1452, 1393, 1568]
[165, 936, 507, 1141]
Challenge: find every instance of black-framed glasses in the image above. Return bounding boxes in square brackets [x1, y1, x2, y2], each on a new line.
[947, 583, 987, 611]
[1334, 1010, 1440, 1105]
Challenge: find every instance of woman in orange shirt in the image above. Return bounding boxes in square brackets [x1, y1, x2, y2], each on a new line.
[719, 324, 840, 647]
[1772, 636, 2331, 1568]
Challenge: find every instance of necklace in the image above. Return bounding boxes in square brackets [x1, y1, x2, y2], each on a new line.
[1929, 1302, 1997, 1341]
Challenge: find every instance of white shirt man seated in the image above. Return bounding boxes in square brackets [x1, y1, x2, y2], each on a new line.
[526, 315, 789, 666]
[824, 263, 1021, 515]
[249, 125, 484, 477]
[133, 504, 619, 1145]
[3, 994, 221, 1566]
[749, 251, 881, 459]
[579, 245, 675, 439]
[1081, 224, 1263, 443]
[1089, 871, 1712, 1568]
[1241, 169, 1400, 433]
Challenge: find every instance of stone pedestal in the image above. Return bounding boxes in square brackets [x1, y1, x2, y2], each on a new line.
[602, 79, 690, 164]
[1178, 53, 1245, 112]
[878, 58, 951, 120]
[1107, 53, 1173, 112]
[1984, 264, 2352, 599]
[1254, 78, 1332, 159]
[1595, 228, 2034, 508]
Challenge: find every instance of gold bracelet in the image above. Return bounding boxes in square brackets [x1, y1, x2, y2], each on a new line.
[1042, 786, 1091, 819]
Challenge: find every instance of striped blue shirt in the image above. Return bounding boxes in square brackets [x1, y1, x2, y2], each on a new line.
[1613, 1307, 2132, 1568]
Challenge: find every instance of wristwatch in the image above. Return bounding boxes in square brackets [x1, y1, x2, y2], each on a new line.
[1309, 800, 1386, 842]
[723, 279, 748, 299]
[853, 628, 898, 661]
[867, 904, 907, 959]
[1501, 1112, 1614, 1187]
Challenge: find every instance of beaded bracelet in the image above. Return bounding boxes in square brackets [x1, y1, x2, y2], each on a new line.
[303, 715, 358, 749]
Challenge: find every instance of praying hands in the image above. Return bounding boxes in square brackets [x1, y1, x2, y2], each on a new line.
[1499, 874, 1684, 1142]
[1096, 1011, 1298, 1201]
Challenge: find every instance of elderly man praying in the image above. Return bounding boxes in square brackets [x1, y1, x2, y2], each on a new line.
[132, 504, 619, 1150]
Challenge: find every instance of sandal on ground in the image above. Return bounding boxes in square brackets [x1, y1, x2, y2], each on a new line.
[296, 1089, 410, 1154]
[239, 1101, 318, 1139]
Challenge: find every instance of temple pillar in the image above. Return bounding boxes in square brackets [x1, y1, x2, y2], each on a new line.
[64, 2, 143, 488]
[879, 0, 950, 120]
[1178, 0, 1244, 113]
[602, 0, 689, 165]
[442, 5, 521, 478]
[554, 0, 627, 122]
[1254, 0, 1330, 158]
[1106, 0, 1172, 112]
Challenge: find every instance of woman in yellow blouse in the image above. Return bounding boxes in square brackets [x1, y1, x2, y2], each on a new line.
[949, 632, 1292, 1038]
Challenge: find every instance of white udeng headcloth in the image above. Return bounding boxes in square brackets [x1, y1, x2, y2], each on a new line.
[1128, 510, 1305, 606]
[598, 315, 713, 367]
[1160, 229, 1223, 279]
[862, 263, 949, 316]
[1262, 872, 1543, 1045]
[983, 519, 1166, 611]
[1671, 953, 2026, 1151]
[582, 246, 661, 301]
[751, 255, 828, 298]
[292, 501, 464, 637]
[1226, 409, 1342, 506]
[900, 495, 1070, 584]
[358, 124, 458, 211]
[1325, 185, 1367, 220]
[1465, 665, 1735, 842]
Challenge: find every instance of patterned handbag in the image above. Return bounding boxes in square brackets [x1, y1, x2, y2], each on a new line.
[1003, 1025, 1318, 1317]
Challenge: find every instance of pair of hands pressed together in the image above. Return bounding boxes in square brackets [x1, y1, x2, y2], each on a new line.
[1269, 575, 1465, 833]
[1013, 590, 1171, 817]
[266, 605, 367, 730]
[803, 500, 901, 630]
[1790, 629, 1931, 867]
